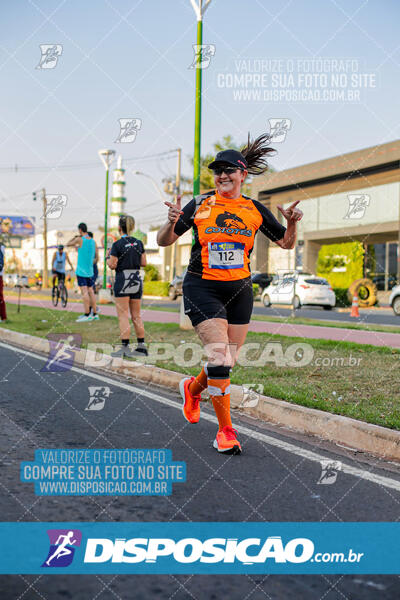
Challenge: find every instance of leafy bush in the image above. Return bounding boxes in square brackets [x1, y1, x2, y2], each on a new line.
[317, 242, 364, 288]
[143, 281, 169, 296]
[252, 283, 260, 298]
[143, 264, 160, 282]
[333, 288, 351, 307]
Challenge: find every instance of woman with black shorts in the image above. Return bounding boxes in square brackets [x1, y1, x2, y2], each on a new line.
[157, 133, 303, 455]
[107, 215, 148, 358]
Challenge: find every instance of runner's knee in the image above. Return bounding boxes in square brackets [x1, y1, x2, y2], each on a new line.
[205, 364, 231, 379]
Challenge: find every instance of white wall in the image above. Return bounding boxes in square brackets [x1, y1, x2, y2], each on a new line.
[285, 181, 400, 240]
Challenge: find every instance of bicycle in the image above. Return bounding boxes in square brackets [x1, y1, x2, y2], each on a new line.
[52, 276, 68, 308]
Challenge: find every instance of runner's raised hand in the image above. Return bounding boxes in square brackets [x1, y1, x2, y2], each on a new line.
[277, 199, 303, 224]
[165, 195, 183, 225]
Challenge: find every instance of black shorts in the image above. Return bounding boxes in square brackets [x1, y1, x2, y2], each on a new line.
[182, 272, 253, 327]
[114, 270, 143, 299]
[52, 270, 65, 282]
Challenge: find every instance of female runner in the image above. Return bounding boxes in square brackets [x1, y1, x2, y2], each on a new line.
[157, 134, 303, 454]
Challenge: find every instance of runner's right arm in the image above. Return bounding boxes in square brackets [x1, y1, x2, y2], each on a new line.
[157, 196, 188, 246]
[66, 235, 82, 248]
[140, 241, 147, 267]
[107, 241, 118, 270]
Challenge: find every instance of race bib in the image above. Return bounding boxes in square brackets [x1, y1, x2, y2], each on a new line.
[208, 242, 245, 270]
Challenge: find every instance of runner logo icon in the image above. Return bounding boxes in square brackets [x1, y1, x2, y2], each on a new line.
[115, 118, 142, 143]
[317, 460, 342, 485]
[41, 334, 82, 373]
[86, 386, 112, 411]
[42, 529, 82, 567]
[189, 44, 216, 69]
[36, 44, 63, 69]
[121, 270, 141, 294]
[344, 194, 370, 220]
[43, 194, 68, 220]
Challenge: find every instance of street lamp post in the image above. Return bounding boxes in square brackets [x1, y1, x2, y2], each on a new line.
[33, 188, 48, 288]
[132, 170, 165, 201]
[98, 149, 115, 291]
[190, 0, 213, 197]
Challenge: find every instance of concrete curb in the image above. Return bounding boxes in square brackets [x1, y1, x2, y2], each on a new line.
[1, 327, 399, 462]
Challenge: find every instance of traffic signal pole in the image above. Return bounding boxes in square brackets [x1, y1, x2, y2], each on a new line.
[42, 188, 48, 288]
[170, 148, 181, 281]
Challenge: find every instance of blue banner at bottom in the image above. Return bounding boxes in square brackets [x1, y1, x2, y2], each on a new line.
[0, 522, 398, 574]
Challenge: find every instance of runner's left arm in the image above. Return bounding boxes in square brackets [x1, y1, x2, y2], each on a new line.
[140, 241, 147, 267]
[275, 200, 303, 249]
[252, 199, 287, 245]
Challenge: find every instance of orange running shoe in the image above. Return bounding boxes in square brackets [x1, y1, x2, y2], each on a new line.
[179, 377, 201, 424]
[213, 426, 242, 455]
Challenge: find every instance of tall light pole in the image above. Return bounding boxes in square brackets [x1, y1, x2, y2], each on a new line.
[190, 0, 213, 196]
[98, 149, 115, 290]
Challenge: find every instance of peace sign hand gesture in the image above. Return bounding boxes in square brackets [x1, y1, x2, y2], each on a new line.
[277, 200, 303, 224]
[165, 195, 183, 225]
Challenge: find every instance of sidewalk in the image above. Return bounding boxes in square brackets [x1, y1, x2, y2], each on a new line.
[5, 295, 400, 348]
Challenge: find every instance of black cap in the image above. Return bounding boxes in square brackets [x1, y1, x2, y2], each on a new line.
[208, 149, 247, 171]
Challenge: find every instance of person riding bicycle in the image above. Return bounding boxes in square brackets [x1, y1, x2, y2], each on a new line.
[51, 245, 73, 287]
[157, 132, 303, 455]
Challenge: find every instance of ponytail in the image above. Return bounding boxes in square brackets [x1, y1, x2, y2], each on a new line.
[119, 215, 135, 235]
[240, 132, 275, 176]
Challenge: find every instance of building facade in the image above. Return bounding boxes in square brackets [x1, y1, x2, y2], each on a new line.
[251, 140, 400, 288]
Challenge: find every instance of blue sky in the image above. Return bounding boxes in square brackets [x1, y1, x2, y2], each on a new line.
[0, 0, 399, 231]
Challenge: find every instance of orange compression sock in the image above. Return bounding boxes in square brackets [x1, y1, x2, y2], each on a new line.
[206, 364, 232, 431]
[188, 367, 208, 397]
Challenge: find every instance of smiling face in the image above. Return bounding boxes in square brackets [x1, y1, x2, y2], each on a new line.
[213, 165, 247, 199]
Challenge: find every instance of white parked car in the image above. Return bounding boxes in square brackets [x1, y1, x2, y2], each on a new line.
[261, 273, 336, 310]
[389, 284, 400, 316]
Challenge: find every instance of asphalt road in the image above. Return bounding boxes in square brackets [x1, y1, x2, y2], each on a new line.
[145, 299, 400, 328]
[1, 342, 400, 599]
[252, 304, 400, 327]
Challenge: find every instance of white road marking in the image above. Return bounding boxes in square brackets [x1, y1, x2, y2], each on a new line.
[2, 341, 400, 492]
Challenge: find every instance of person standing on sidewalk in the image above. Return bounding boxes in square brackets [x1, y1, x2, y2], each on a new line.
[87, 232, 99, 289]
[0, 243, 7, 322]
[87, 231, 100, 316]
[107, 215, 147, 358]
[67, 223, 98, 322]
[158, 133, 303, 455]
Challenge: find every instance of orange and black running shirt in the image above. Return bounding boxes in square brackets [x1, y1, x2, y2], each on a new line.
[173, 190, 286, 281]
